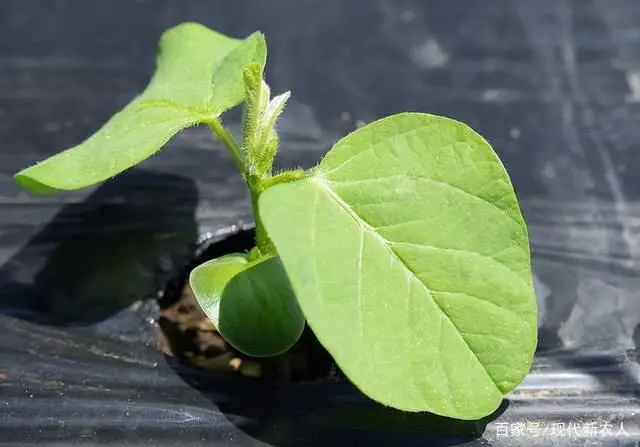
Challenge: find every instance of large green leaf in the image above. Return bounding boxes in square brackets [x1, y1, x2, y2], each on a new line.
[259, 112, 537, 419]
[189, 254, 304, 357]
[15, 23, 266, 193]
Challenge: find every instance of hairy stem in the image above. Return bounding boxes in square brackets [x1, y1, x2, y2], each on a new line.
[207, 117, 277, 256]
[249, 169, 307, 256]
[262, 169, 306, 188]
[247, 175, 277, 256]
[207, 118, 244, 173]
[207, 114, 309, 259]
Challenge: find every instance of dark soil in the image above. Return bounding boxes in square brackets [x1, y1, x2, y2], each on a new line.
[156, 237, 336, 383]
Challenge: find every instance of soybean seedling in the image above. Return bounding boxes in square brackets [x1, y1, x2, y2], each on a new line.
[15, 23, 537, 420]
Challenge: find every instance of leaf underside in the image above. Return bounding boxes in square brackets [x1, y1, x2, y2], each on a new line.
[259, 112, 537, 420]
[15, 23, 266, 193]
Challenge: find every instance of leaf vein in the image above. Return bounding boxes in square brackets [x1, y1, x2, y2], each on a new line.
[331, 174, 522, 229]
[390, 241, 529, 287]
[321, 123, 436, 176]
[433, 291, 530, 328]
[457, 331, 521, 349]
[312, 176, 498, 389]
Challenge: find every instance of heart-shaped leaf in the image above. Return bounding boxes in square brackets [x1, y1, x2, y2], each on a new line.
[189, 254, 304, 357]
[15, 23, 266, 193]
[259, 112, 537, 419]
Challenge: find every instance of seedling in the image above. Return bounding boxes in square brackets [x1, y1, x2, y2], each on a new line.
[15, 23, 537, 420]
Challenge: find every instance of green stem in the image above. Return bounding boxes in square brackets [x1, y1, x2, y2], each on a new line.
[207, 117, 276, 256]
[247, 175, 276, 256]
[207, 117, 309, 258]
[207, 118, 245, 174]
[249, 169, 307, 256]
[262, 169, 307, 188]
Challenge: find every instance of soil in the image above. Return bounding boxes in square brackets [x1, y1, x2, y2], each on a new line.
[157, 273, 336, 384]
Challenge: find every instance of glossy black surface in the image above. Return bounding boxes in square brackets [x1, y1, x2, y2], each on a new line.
[1, 0, 640, 445]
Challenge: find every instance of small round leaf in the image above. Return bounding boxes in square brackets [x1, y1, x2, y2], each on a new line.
[189, 253, 249, 329]
[189, 254, 305, 357]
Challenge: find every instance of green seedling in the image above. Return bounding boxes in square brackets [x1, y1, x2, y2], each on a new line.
[15, 23, 537, 420]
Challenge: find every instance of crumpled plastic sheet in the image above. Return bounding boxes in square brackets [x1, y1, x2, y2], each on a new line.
[2, 0, 640, 445]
